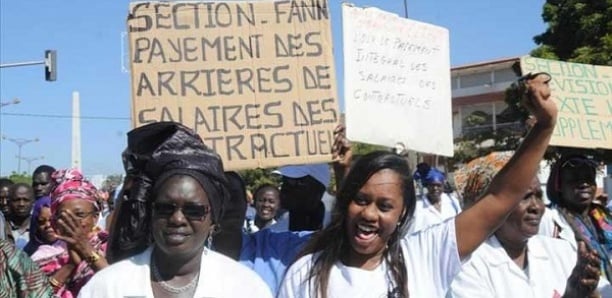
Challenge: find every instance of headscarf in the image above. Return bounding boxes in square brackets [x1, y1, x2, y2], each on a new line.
[23, 196, 56, 256]
[454, 151, 513, 207]
[108, 122, 228, 263]
[49, 169, 99, 215]
[29, 169, 107, 298]
[423, 168, 445, 186]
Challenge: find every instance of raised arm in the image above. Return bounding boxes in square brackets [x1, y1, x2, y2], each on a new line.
[331, 124, 352, 189]
[455, 73, 557, 259]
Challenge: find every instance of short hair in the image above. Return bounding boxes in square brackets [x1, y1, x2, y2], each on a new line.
[0, 178, 14, 188]
[9, 183, 34, 198]
[32, 165, 56, 177]
[253, 183, 279, 199]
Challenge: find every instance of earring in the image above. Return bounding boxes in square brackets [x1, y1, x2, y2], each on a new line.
[206, 235, 213, 250]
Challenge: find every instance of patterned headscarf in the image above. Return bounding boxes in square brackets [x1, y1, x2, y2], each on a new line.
[50, 169, 99, 215]
[454, 151, 513, 207]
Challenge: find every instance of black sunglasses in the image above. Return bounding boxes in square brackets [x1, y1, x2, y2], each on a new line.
[561, 157, 598, 170]
[152, 202, 210, 221]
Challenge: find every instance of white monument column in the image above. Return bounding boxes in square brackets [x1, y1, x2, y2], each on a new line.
[71, 91, 82, 171]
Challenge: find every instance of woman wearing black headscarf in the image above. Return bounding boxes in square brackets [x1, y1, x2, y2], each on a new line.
[79, 122, 271, 298]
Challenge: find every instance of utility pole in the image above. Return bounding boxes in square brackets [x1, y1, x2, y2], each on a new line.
[0, 98, 21, 108]
[2, 136, 39, 174]
[16, 156, 44, 173]
[403, 0, 408, 18]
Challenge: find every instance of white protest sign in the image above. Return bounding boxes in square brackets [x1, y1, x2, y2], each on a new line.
[342, 4, 453, 156]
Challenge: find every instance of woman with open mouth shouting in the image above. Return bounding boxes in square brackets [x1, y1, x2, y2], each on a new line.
[278, 73, 557, 298]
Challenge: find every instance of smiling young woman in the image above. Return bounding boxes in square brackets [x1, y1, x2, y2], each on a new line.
[278, 73, 559, 298]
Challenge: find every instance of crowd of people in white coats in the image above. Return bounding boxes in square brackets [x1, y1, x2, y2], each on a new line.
[1, 73, 611, 297]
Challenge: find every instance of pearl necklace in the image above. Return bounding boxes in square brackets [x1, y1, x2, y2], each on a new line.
[151, 259, 199, 294]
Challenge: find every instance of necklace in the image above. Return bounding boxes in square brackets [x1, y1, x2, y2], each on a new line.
[151, 258, 199, 294]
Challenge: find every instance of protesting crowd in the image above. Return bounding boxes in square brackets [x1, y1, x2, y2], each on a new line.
[1, 72, 611, 298]
[2, 0, 611, 297]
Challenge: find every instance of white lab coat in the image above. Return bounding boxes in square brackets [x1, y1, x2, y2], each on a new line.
[409, 193, 461, 234]
[449, 235, 611, 298]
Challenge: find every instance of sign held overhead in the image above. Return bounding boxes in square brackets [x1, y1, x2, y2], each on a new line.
[127, 0, 340, 170]
[342, 4, 453, 156]
[520, 56, 612, 149]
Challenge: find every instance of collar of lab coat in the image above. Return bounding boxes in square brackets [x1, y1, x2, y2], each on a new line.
[487, 235, 549, 267]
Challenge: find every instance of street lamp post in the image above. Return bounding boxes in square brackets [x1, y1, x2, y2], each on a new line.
[16, 156, 44, 174]
[0, 98, 21, 108]
[2, 136, 39, 174]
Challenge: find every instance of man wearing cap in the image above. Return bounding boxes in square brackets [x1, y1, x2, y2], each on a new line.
[409, 168, 462, 234]
[273, 164, 333, 232]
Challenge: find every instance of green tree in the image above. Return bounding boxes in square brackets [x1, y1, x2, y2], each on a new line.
[497, 0, 612, 162]
[531, 0, 612, 65]
[351, 141, 387, 156]
[7, 172, 32, 184]
[238, 168, 281, 194]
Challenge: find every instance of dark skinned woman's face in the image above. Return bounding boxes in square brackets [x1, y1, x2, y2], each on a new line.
[559, 164, 596, 211]
[151, 175, 213, 259]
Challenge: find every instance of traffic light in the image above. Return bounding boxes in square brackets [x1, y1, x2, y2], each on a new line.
[45, 50, 57, 81]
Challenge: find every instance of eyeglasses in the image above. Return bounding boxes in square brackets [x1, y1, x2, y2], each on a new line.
[52, 210, 97, 222]
[152, 202, 210, 221]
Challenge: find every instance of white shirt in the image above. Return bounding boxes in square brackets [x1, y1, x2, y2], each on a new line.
[244, 218, 277, 234]
[449, 235, 612, 298]
[278, 218, 462, 298]
[78, 246, 273, 298]
[9, 219, 30, 250]
[539, 207, 577, 250]
[409, 193, 461, 234]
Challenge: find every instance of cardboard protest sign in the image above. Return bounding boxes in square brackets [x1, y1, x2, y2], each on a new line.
[342, 4, 453, 156]
[521, 56, 612, 149]
[127, 1, 339, 170]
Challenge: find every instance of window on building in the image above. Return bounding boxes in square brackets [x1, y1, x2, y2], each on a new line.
[493, 69, 517, 84]
[458, 72, 491, 88]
